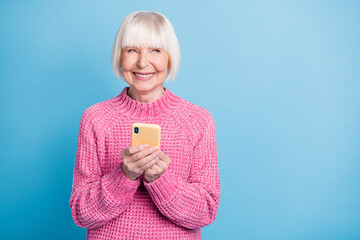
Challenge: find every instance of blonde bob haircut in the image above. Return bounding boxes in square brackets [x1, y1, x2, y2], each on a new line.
[111, 11, 181, 82]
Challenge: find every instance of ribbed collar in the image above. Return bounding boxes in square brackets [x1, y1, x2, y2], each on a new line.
[110, 87, 182, 119]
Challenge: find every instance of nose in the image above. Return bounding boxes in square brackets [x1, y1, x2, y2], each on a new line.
[137, 51, 149, 68]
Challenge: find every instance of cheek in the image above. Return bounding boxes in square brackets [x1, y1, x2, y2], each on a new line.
[121, 55, 134, 71]
[155, 56, 169, 71]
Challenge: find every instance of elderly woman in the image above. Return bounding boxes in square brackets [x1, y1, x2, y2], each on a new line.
[70, 11, 220, 240]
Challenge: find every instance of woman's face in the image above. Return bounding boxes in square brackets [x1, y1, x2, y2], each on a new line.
[121, 47, 169, 95]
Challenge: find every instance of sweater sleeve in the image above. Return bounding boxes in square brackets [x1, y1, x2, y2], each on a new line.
[69, 108, 140, 229]
[143, 114, 221, 229]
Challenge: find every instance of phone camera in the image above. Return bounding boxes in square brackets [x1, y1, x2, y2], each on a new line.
[134, 127, 139, 134]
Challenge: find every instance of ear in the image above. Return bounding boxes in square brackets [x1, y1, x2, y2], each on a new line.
[119, 49, 126, 67]
[167, 59, 171, 69]
[166, 52, 171, 69]
[119, 60, 123, 71]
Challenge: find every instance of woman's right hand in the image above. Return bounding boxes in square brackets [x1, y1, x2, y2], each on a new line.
[120, 144, 161, 181]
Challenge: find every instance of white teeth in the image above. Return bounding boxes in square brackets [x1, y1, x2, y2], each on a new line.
[135, 73, 153, 77]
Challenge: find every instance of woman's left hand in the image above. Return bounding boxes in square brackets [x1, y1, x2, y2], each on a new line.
[144, 150, 171, 183]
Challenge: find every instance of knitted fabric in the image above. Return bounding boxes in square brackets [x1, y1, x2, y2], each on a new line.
[69, 87, 220, 240]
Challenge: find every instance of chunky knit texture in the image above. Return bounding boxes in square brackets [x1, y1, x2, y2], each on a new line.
[69, 87, 220, 240]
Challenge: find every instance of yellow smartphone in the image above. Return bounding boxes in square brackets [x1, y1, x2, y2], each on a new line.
[131, 123, 161, 148]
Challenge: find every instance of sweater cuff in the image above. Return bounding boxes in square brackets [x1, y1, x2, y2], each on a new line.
[143, 170, 180, 204]
[102, 164, 140, 201]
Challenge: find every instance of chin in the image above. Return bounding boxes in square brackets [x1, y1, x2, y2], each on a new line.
[131, 83, 157, 93]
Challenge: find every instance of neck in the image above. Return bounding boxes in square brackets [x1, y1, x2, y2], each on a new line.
[127, 87, 165, 103]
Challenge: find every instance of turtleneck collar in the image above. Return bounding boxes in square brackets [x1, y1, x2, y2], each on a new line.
[110, 87, 182, 119]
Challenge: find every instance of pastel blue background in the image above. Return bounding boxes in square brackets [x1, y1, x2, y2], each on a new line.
[1, 0, 359, 239]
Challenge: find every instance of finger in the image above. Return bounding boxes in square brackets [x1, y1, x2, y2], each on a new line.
[135, 151, 159, 168]
[127, 144, 149, 155]
[153, 158, 168, 171]
[148, 163, 163, 174]
[132, 146, 159, 161]
[158, 151, 171, 163]
[158, 151, 167, 160]
[142, 156, 160, 172]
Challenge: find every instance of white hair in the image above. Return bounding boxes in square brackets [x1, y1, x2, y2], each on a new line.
[111, 11, 181, 82]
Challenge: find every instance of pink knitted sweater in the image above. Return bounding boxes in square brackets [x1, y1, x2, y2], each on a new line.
[69, 87, 220, 240]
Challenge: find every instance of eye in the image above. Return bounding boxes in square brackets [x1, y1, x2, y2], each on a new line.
[152, 49, 160, 53]
[128, 49, 137, 53]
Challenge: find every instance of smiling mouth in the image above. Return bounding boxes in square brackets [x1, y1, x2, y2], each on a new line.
[133, 72, 155, 78]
